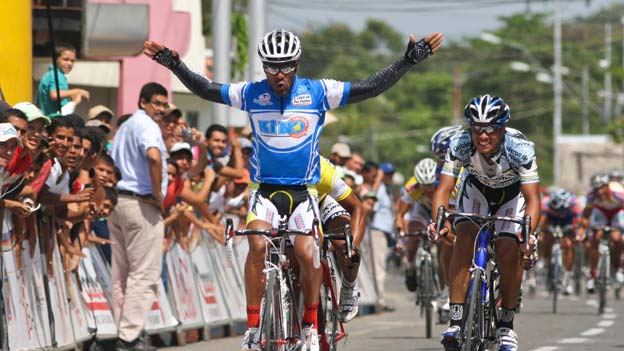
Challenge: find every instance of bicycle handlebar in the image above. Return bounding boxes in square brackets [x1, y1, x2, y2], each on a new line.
[435, 205, 532, 251]
[224, 217, 322, 269]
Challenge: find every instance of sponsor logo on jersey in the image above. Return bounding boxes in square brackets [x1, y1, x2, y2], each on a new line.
[292, 94, 312, 106]
[253, 93, 274, 106]
[257, 116, 309, 138]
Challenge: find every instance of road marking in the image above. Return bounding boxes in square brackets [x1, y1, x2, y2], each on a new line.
[602, 313, 617, 319]
[605, 307, 614, 313]
[586, 299, 598, 307]
[598, 320, 614, 327]
[581, 328, 604, 336]
[530, 347, 559, 351]
[558, 337, 589, 344]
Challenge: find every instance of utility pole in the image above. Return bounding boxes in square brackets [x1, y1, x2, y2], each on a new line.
[553, 0, 562, 186]
[582, 65, 590, 135]
[604, 23, 612, 124]
[212, 0, 232, 126]
[453, 67, 462, 125]
[248, 0, 266, 81]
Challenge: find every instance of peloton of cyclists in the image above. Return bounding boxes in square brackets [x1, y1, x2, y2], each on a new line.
[431, 94, 540, 351]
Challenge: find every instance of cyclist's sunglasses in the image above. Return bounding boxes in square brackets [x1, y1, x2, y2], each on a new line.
[470, 124, 503, 134]
[263, 62, 297, 75]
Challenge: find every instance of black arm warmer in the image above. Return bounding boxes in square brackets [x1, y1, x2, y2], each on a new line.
[170, 61, 225, 104]
[346, 56, 413, 105]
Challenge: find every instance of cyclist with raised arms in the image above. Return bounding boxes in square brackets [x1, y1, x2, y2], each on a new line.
[580, 173, 624, 293]
[430, 95, 540, 351]
[538, 188, 582, 295]
[144, 29, 443, 351]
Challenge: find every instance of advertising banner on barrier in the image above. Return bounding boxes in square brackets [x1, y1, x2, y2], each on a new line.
[2, 212, 54, 351]
[190, 235, 230, 325]
[166, 243, 204, 330]
[20, 240, 53, 349]
[87, 245, 178, 334]
[68, 271, 93, 344]
[78, 246, 117, 339]
[205, 237, 246, 321]
[45, 224, 76, 349]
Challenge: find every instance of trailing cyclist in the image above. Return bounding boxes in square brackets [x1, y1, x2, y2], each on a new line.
[537, 188, 582, 295]
[428, 125, 465, 321]
[431, 95, 540, 351]
[395, 158, 447, 315]
[316, 157, 366, 323]
[579, 173, 624, 293]
[144, 28, 443, 351]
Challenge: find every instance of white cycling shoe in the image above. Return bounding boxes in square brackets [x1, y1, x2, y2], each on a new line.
[303, 325, 319, 351]
[338, 284, 360, 323]
[496, 328, 519, 351]
[240, 327, 261, 351]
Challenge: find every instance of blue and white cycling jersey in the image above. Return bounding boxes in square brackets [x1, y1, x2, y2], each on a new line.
[442, 129, 539, 189]
[222, 76, 350, 185]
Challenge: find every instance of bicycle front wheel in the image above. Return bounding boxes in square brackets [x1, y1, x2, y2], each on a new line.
[597, 255, 609, 315]
[552, 252, 561, 314]
[462, 271, 483, 351]
[261, 271, 285, 351]
[420, 258, 435, 339]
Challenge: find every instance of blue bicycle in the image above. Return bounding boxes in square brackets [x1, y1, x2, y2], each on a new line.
[435, 206, 531, 351]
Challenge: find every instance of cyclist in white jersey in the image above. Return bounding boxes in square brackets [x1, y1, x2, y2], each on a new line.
[430, 95, 540, 351]
[144, 29, 443, 351]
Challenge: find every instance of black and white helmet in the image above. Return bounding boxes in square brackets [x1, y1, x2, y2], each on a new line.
[413, 158, 437, 185]
[590, 173, 610, 190]
[464, 94, 510, 126]
[430, 125, 463, 158]
[258, 29, 301, 63]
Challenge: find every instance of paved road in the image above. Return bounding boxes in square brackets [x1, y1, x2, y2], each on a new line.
[162, 271, 624, 351]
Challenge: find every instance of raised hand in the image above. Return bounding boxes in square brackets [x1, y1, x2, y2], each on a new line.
[405, 32, 444, 64]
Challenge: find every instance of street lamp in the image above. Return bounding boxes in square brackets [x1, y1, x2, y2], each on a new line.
[480, 29, 563, 186]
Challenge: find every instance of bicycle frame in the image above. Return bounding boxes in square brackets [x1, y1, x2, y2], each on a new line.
[224, 217, 322, 351]
[595, 226, 612, 315]
[549, 225, 563, 314]
[318, 227, 353, 351]
[435, 206, 531, 351]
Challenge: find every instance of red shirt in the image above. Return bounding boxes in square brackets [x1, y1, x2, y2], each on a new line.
[163, 175, 184, 210]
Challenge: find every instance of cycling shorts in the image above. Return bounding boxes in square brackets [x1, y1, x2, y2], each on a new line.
[320, 196, 350, 227]
[589, 207, 624, 230]
[455, 175, 524, 239]
[246, 183, 320, 242]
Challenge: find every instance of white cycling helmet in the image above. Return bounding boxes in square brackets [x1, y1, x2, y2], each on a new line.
[590, 173, 610, 190]
[258, 29, 301, 63]
[413, 158, 437, 185]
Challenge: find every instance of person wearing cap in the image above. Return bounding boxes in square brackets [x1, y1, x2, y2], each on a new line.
[330, 142, 351, 167]
[361, 160, 396, 313]
[85, 118, 111, 135]
[12, 102, 51, 160]
[87, 105, 115, 130]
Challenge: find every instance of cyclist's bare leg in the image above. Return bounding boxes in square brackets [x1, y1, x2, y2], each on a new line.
[539, 230, 554, 265]
[294, 236, 323, 306]
[561, 235, 574, 271]
[406, 220, 425, 263]
[437, 235, 454, 290]
[589, 230, 602, 275]
[244, 219, 273, 328]
[495, 238, 523, 309]
[448, 222, 477, 303]
[327, 215, 360, 282]
[610, 229, 623, 270]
